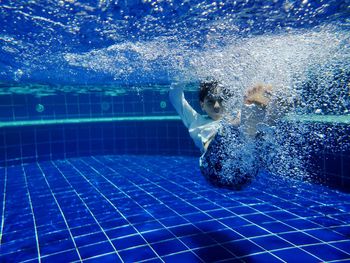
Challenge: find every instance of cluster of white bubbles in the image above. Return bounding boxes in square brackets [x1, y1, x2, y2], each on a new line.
[64, 24, 349, 185]
[194, 26, 349, 186]
[186, 25, 349, 186]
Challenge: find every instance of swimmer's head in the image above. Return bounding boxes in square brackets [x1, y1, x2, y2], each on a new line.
[199, 80, 229, 121]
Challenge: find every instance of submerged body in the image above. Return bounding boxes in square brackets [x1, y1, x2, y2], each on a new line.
[169, 82, 272, 189]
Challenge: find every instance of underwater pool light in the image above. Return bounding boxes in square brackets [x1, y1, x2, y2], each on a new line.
[35, 104, 45, 113]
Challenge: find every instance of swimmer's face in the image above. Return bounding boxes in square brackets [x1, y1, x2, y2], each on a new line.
[201, 94, 224, 121]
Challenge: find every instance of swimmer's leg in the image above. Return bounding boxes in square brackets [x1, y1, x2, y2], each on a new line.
[199, 126, 259, 190]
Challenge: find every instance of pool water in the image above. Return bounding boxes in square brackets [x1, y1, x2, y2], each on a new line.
[1, 0, 350, 262]
[1, 155, 349, 262]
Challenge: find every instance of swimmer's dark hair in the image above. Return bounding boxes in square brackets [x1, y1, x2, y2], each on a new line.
[199, 80, 219, 102]
[199, 80, 230, 102]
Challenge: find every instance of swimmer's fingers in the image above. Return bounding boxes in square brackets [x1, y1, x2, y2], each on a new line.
[263, 84, 273, 92]
[245, 97, 270, 107]
[246, 83, 272, 95]
[263, 88, 273, 98]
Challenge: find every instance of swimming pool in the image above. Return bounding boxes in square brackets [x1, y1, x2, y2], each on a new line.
[1, 0, 350, 262]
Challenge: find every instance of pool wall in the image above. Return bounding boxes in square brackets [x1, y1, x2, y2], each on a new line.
[0, 120, 199, 166]
[0, 89, 349, 192]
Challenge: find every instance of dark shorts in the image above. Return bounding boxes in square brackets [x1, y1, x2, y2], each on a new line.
[199, 125, 259, 190]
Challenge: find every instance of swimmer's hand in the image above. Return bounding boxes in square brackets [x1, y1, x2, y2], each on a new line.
[244, 84, 273, 108]
[241, 83, 273, 137]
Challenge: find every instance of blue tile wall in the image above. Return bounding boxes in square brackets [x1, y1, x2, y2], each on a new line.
[0, 120, 199, 166]
[302, 123, 350, 192]
[0, 89, 201, 121]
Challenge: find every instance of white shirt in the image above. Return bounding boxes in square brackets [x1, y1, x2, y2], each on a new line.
[169, 83, 221, 153]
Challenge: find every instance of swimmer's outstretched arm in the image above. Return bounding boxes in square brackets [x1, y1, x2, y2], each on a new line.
[169, 82, 199, 129]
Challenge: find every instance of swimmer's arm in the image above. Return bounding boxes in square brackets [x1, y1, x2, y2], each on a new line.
[169, 83, 199, 128]
[240, 84, 272, 137]
[240, 104, 265, 137]
[224, 111, 241, 127]
[266, 94, 297, 125]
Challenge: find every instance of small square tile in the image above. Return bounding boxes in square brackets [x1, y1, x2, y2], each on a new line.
[105, 226, 137, 239]
[283, 219, 319, 230]
[168, 224, 199, 238]
[229, 205, 256, 215]
[310, 216, 343, 227]
[331, 240, 350, 252]
[233, 225, 269, 238]
[273, 248, 320, 263]
[180, 233, 217, 249]
[243, 213, 274, 224]
[194, 245, 236, 262]
[112, 234, 146, 250]
[183, 212, 211, 222]
[194, 220, 226, 232]
[303, 244, 350, 261]
[151, 239, 188, 256]
[158, 216, 188, 227]
[74, 232, 107, 247]
[134, 220, 163, 232]
[142, 229, 174, 243]
[306, 229, 347, 242]
[243, 252, 282, 262]
[265, 211, 297, 221]
[79, 241, 115, 259]
[82, 252, 123, 263]
[251, 235, 292, 250]
[163, 251, 202, 262]
[0, 249, 38, 263]
[119, 245, 157, 262]
[261, 221, 295, 233]
[279, 232, 320, 246]
[41, 249, 81, 263]
[40, 238, 75, 256]
[207, 228, 242, 243]
[207, 209, 234, 218]
[223, 239, 263, 257]
[220, 216, 251, 228]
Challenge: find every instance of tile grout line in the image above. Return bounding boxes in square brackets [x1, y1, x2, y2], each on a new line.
[121, 155, 327, 261]
[119, 156, 294, 262]
[161, 156, 350, 257]
[97, 156, 268, 262]
[167, 158, 349, 249]
[86, 156, 215, 261]
[50, 160, 125, 263]
[36, 161, 83, 262]
[64, 158, 167, 263]
[0, 167, 7, 245]
[76, 157, 202, 263]
[22, 163, 41, 263]
[184, 172, 348, 259]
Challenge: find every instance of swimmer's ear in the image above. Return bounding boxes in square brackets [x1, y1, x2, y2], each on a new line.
[200, 101, 204, 109]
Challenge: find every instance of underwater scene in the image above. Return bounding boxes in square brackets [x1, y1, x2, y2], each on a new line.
[0, 0, 350, 262]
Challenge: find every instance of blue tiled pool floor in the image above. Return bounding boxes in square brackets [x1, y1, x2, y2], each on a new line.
[1, 155, 349, 262]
